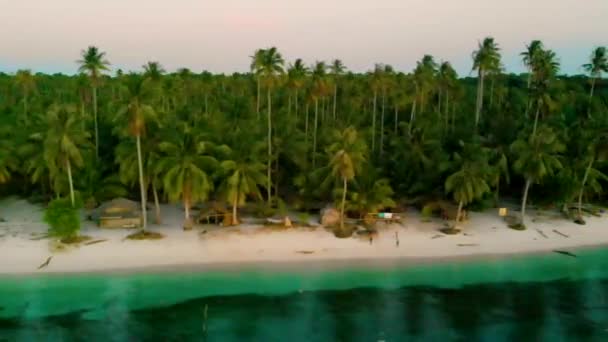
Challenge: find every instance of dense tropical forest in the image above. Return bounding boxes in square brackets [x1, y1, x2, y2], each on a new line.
[0, 38, 607, 234]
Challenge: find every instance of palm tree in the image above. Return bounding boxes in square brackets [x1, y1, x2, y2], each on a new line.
[43, 104, 90, 207]
[311, 61, 330, 168]
[218, 129, 266, 224]
[286, 59, 309, 119]
[521, 40, 544, 89]
[250, 49, 266, 117]
[472, 37, 501, 128]
[437, 62, 458, 129]
[14, 69, 36, 120]
[114, 74, 159, 230]
[157, 122, 217, 229]
[256, 47, 284, 205]
[530, 49, 560, 137]
[326, 127, 368, 229]
[330, 59, 346, 120]
[143, 61, 165, 82]
[410, 55, 437, 133]
[445, 143, 492, 227]
[582, 47, 608, 118]
[347, 166, 395, 218]
[78, 46, 110, 159]
[0, 125, 16, 184]
[576, 127, 608, 220]
[511, 126, 564, 228]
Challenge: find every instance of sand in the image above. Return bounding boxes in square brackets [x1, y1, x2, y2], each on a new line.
[0, 197, 606, 274]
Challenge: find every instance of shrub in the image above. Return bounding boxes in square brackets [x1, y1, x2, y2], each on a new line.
[44, 197, 81, 240]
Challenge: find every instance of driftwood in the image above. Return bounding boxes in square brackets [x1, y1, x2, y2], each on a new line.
[535, 229, 549, 239]
[295, 250, 315, 254]
[37, 256, 53, 270]
[457, 243, 479, 247]
[431, 234, 444, 239]
[553, 229, 569, 238]
[84, 239, 108, 246]
[553, 250, 577, 258]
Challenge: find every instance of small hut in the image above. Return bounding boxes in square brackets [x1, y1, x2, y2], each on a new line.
[197, 202, 233, 226]
[94, 198, 142, 229]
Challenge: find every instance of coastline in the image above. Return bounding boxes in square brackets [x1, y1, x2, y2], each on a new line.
[1, 198, 607, 276]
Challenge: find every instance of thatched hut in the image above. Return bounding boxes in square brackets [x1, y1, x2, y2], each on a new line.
[94, 198, 142, 229]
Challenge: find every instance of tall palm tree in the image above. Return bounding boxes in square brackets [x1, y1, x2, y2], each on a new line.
[78, 46, 110, 159]
[14, 69, 36, 120]
[286, 59, 309, 119]
[311, 61, 330, 168]
[257, 47, 284, 204]
[410, 55, 437, 133]
[472, 37, 501, 128]
[437, 62, 457, 129]
[43, 104, 90, 207]
[326, 127, 368, 229]
[330, 59, 346, 120]
[582, 47, 608, 118]
[143, 61, 165, 82]
[511, 126, 564, 228]
[0, 125, 16, 184]
[530, 49, 560, 137]
[521, 40, 544, 89]
[250, 49, 266, 118]
[114, 74, 159, 230]
[157, 122, 217, 229]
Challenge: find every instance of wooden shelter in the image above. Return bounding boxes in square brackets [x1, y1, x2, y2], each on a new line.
[197, 202, 234, 226]
[95, 198, 142, 229]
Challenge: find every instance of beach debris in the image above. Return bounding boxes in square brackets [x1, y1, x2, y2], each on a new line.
[463, 233, 473, 237]
[395, 232, 399, 247]
[553, 250, 577, 258]
[535, 229, 549, 239]
[84, 239, 108, 246]
[431, 234, 444, 239]
[295, 250, 315, 254]
[37, 256, 53, 270]
[553, 229, 570, 238]
[457, 243, 479, 247]
[29, 234, 51, 241]
[320, 206, 340, 226]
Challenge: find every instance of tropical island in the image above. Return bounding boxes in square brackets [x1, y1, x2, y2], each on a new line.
[0, 38, 607, 274]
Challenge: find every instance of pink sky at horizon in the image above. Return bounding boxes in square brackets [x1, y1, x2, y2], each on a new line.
[0, 0, 606, 75]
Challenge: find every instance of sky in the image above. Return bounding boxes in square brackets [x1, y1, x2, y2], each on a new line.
[0, 0, 606, 76]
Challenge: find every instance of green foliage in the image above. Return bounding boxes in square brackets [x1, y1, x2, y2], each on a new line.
[43, 197, 81, 240]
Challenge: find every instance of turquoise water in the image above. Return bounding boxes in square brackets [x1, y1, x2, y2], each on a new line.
[1, 248, 608, 341]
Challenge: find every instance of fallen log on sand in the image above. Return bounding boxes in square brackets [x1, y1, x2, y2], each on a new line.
[553, 229, 569, 238]
[37, 256, 53, 270]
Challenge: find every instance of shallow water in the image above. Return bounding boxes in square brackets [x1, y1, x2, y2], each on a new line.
[1, 248, 608, 341]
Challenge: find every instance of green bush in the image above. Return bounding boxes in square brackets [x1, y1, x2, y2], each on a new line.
[44, 197, 81, 240]
[421, 204, 435, 218]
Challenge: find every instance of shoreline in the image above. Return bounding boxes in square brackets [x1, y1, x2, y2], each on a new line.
[1, 198, 607, 277]
[5, 242, 606, 278]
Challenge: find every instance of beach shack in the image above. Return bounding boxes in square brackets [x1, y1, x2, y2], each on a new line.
[95, 198, 142, 229]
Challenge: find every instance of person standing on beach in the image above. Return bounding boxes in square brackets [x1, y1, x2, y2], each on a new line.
[395, 232, 399, 247]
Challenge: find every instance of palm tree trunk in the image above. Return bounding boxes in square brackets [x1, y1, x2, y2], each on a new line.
[408, 98, 417, 135]
[66, 159, 75, 208]
[372, 90, 377, 152]
[588, 77, 596, 118]
[136, 135, 147, 230]
[313, 99, 319, 168]
[333, 84, 337, 120]
[152, 180, 161, 224]
[444, 91, 450, 131]
[256, 77, 261, 119]
[93, 86, 99, 160]
[455, 200, 463, 224]
[532, 101, 541, 138]
[475, 69, 484, 128]
[489, 77, 495, 108]
[380, 88, 386, 156]
[305, 103, 309, 145]
[267, 88, 272, 204]
[394, 105, 398, 134]
[23, 93, 28, 120]
[578, 157, 594, 219]
[340, 177, 347, 229]
[204, 94, 209, 114]
[521, 179, 532, 227]
[295, 89, 299, 120]
[232, 192, 239, 226]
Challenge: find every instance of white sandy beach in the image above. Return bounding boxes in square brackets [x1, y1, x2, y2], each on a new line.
[0, 198, 607, 274]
